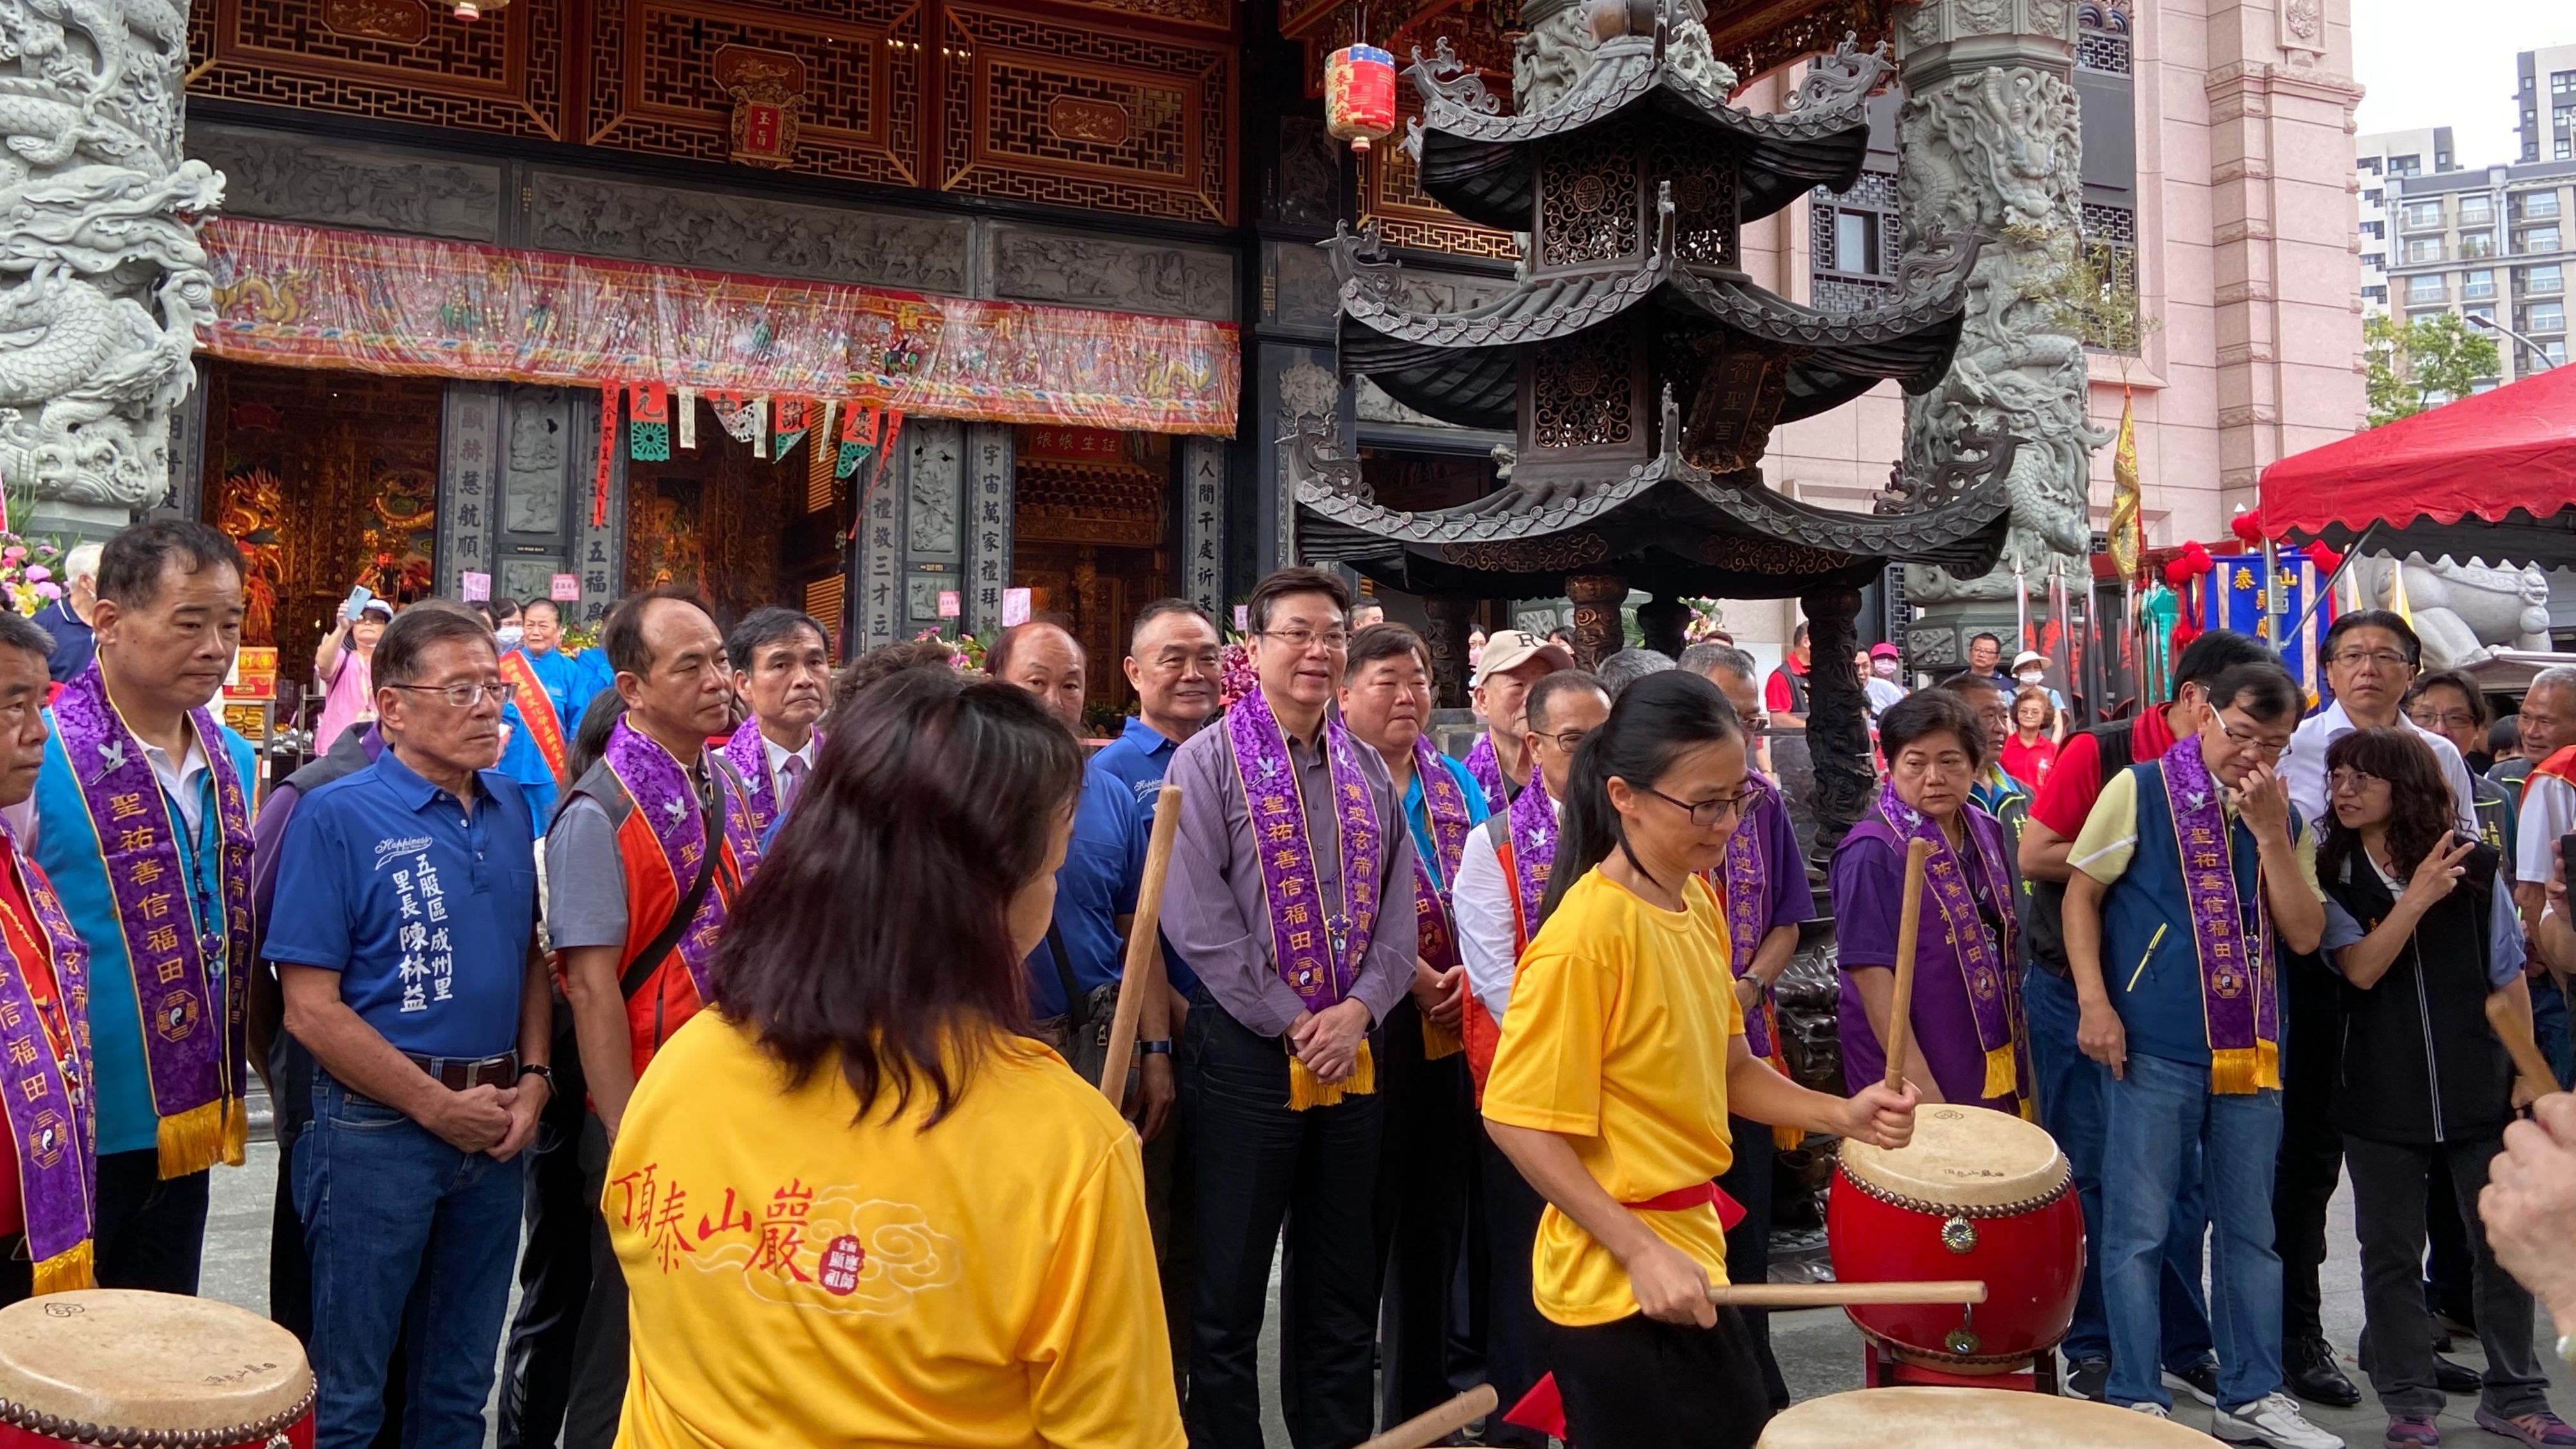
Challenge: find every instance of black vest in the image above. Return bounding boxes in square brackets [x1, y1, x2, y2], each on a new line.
[2322, 834, 2513, 1146]
[2024, 721, 2136, 977]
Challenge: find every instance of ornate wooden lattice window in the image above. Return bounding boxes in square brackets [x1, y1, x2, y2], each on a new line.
[1809, 168, 1903, 311]
[1538, 125, 1644, 273]
[1650, 131, 1742, 270]
[1529, 326, 1636, 452]
[2077, 2, 2133, 76]
[2080, 200, 2142, 355]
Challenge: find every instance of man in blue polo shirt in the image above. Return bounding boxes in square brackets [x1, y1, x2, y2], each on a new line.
[265, 606, 553, 1449]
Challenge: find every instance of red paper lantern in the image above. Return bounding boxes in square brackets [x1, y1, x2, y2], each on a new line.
[2305, 542, 2343, 576]
[2228, 509, 2264, 547]
[1326, 45, 1399, 154]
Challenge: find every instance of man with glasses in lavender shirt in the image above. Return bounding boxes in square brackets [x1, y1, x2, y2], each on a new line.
[1160, 566, 1419, 1449]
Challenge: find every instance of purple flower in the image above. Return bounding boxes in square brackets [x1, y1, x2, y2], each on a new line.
[22, 566, 46, 583]
[1, 547, 23, 564]
[33, 583, 59, 600]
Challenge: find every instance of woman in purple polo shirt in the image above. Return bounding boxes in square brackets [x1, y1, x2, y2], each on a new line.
[1830, 690, 2028, 1113]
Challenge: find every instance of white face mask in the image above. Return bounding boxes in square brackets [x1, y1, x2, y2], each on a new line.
[2017, 668, 2044, 684]
[496, 625, 525, 649]
[1871, 658, 1899, 679]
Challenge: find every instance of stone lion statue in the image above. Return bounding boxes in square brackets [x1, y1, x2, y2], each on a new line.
[2351, 553, 2554, 670]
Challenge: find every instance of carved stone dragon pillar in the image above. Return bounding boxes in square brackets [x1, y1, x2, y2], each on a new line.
[0, 0, 219, 533]
[1892, 0, 2106, 606]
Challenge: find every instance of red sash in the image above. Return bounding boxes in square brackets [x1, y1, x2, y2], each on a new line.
[1462, 829, 1536, 1104]
[2536, 744, 2576, 788]
[502, 651, 569, 783]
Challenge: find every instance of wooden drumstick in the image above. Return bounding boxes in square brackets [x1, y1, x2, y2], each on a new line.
[2488, 990, 2561, 1104]
[1354, 1384, 1500, 1449]
[1707, 1280, 1988, 1308]
[1098, 785, 1183, 1103]
[1883, 838, 1933, 1092]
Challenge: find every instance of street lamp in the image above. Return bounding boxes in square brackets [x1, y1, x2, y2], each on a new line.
[2465, 310, 2560, 372]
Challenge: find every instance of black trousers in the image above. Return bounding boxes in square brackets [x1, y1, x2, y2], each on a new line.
[2346, 1133, 2549, 1418]
[1538, 1308, 1772, 1449]
[498, 1002, 595, 1449]
[1717, 1114, 1788, 1409]
[559, 1113, 629, 1449]
[1477, 1131, 1550, 1449]
[0, 1236, 29, 1308]
[1371, 999, 1475, 1429]
[2423, 1154, 2477, 1328]
[1182, 992, 1383, 1449]
[93, 1148, 208, 1294]
[2273, 954, 2343, 1347]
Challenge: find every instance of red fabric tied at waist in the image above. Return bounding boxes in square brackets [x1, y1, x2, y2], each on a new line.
[1623, 1179, 1747, 1230]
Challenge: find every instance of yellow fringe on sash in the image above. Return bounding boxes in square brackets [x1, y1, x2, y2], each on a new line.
[1287, 1040, 1377, 1111]
[1770, 1123, 1805, 1151]
[1983, 1044, 2019, 1103]
[158, 1096, 249, 1180]
[2209, 1041, 2281, 1096]
[31, 1240, 93, 1297]
[1420, 1016, 1463, 1061]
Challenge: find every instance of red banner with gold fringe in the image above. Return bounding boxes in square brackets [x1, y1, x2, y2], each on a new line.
[200, 218, 1241, 436]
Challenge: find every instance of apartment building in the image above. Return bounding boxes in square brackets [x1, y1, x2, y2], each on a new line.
[2358, 128, 2458, 312]
[2384, 160, 2574, 381]
[2517, 44, 2576, 164]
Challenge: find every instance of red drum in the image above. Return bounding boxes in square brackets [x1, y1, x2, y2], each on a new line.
[0, 1290, 314, 1448]
[1828, 1104, 2083, 1373]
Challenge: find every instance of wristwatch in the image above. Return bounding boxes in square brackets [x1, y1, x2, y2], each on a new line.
[1138, 1040, 1174, 1057]
[517, 1063, 555, 1086]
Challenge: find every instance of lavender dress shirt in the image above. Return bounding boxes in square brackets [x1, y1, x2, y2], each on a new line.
[1160, 701, 1420, 1038]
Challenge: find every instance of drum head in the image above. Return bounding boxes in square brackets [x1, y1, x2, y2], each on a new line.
[0, 1290, 313, 1436]
[1758, 1387, 2221, 1446]
[1839, 1103, 2069, 1209]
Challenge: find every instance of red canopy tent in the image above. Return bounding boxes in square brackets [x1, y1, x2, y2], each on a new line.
[2260, 362, 2576, 565]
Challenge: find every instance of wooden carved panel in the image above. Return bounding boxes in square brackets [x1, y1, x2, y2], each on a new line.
[1012, 427, 1169, 548]
[586, 0, 923, 185]
[941, 5, 1233, 224]
[1033, 0, 1234, 34]
[1364, 89, 1518, 261]
[188, 0, 565, 140]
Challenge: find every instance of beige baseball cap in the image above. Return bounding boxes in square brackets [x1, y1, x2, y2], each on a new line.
[1473, 629, 1575, 687]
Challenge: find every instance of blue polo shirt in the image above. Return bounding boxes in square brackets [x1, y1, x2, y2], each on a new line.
[1087, 716, 1203, 999]
[1024, 765, 1145, 1018]
[517, 646, 592, 737]
[261, 749, 537, 1060]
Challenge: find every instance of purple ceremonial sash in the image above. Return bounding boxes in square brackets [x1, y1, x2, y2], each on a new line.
[1720, 772, 1783, 1059]
[2159, 736, 2280, 1093]
[719, 717, 783, 841]
[52, 664, 250, 1176]
[1410, 740, 1474, 974]
[1872, 779, 2027, 1103]
[0, 843, 93, 1291]
[602, 719, 765, 1001]
[1223, 687, 1383, 1013]
[1505, 773, 1558, 942]
[1464, 733, 1510, 813]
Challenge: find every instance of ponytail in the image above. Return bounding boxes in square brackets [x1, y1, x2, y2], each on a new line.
[1534, 670, 1743, 928]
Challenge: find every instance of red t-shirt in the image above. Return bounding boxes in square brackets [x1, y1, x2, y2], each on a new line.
[0, 840, 66, 1239]
[1765, 661, 1809, 713]
[2028, 707, 2180, 840]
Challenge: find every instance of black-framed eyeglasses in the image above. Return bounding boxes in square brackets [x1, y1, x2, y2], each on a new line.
[1639, 783, 1752, 827]
[1540, 728, 1595, 753]
[386, 681, 518, 709]
[2329, 648, 2413, 673]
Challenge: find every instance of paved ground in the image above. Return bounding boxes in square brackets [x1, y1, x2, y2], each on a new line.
[206, 1130, 2574, 1448]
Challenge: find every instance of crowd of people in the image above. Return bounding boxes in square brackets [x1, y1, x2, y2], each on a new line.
[3, 523, 2576, 1449]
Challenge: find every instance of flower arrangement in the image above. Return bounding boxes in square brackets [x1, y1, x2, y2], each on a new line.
[0, 532, 68, 617]
[915, 627, 987, 672]
[1218, 635, 1257, 709]
[1682, 597, 1728, 645]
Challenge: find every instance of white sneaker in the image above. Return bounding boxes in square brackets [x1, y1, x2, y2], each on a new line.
[2128, 1402, 2173, 1418]
[2212, 1392, 2346, 1449]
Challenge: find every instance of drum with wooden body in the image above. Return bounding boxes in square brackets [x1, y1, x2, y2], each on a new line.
[1828, 1103, 2083, 1373]
[0, 1290, 314, 1448]
[1758, 1386, 2221, 1446]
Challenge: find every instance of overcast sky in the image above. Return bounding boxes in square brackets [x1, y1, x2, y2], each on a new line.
[2350, 0, 2575, 164]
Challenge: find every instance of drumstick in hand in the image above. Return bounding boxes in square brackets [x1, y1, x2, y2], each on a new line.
[1708, 1280, 1987, 1308]
[1883, 838, 1932, 1092]
[1098, 786, 1183, 1103]
[2488, 990, 2560, 1105]
[1354, 1385, 1499, 1449]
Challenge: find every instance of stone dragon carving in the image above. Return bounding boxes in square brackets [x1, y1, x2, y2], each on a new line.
[0, 0, 215, 514]
[1515, 0, 1736, 114]
[1895, 61, 2108, 602]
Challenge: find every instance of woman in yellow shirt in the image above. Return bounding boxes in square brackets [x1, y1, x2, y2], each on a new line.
[1483, 669, 1920, 1449]
[604, 668, 1184, 1449]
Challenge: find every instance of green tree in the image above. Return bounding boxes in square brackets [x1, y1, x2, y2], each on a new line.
[2365, 310, 2501, 427]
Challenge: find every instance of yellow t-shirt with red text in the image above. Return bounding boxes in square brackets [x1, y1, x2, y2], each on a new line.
[1481, 867, 1746, 1326]
[606, 1012, 1182, 1449]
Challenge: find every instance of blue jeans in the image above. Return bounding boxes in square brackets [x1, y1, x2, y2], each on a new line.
[2100, 1050, 2285, 1413]
[2022, 966, 2216, 1370]
[296, 1072, 526, 1449]
[2533, 976, 2575, 1089]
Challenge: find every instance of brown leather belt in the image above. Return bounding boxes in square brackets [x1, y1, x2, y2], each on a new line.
[404, 1051, 519, 1092]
